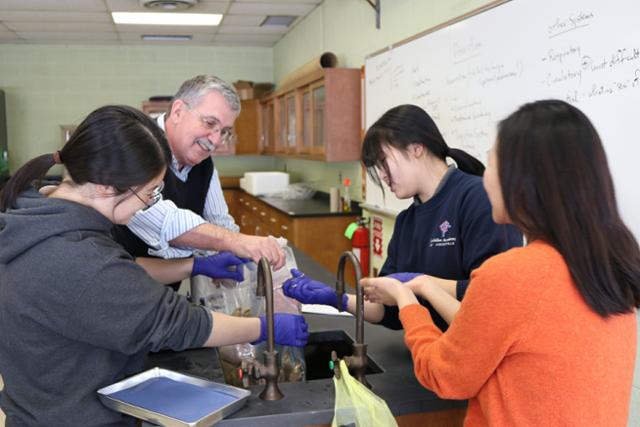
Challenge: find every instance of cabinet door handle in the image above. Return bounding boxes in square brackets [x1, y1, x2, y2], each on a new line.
[260, 211, 266, 216]
[252, 206, 258, 211]
[270, 217, 276, 223]
[281, 225, 288, 231]
[245, 202, 250, 207]
[239, 197, 244, 202]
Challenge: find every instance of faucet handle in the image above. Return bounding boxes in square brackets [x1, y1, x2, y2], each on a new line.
[240, 357, 256, 389]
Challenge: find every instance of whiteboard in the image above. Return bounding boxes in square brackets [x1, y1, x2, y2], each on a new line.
[364, 0, 640, 240]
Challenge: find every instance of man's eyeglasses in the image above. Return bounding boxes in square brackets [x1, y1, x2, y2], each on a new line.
[129, 181, 164, 210]
[186, 104, 236, 146]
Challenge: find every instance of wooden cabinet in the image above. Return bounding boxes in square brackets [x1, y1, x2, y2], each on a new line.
[275, 96, 287, 154]
[142, 100, 171, 119]
[235, 192, 294, 242]
[258, 68, 361, 161]
[223, 189, 358, 274]
[258, 99, 275, 154]
[234, 99, 260, 155]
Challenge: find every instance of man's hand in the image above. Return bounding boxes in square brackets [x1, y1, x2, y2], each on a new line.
[169, 224, 286, 270]
[229, 234, 286, 270]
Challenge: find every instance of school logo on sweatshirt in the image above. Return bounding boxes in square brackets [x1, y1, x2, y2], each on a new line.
[439, 220, 451, 237]
[430, 220, 457, 247]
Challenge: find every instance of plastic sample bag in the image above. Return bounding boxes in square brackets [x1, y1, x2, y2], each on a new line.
[216, 272, 264, 387]
[270, 245, 306, 382]
[214, 242, 306, 386]
[331, 360, 397, 427]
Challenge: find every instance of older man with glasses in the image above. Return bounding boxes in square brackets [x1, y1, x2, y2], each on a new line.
[113, 75, 285, 291]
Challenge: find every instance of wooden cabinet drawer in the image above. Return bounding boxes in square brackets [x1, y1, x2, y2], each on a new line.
[236, 192, 356, 273]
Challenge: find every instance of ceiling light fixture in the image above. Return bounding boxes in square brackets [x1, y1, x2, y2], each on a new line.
[142, 34, 193, 41]
[112, 12, 222, 26]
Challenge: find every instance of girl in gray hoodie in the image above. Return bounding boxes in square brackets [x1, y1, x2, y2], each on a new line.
[0, 105, 308, 426]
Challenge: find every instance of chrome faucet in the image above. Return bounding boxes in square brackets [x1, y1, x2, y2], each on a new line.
[334, 251, 371, 388]
[242, 257, 284, 400]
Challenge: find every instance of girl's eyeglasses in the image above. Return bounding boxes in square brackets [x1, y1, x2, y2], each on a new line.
[129, 182, 164, 210]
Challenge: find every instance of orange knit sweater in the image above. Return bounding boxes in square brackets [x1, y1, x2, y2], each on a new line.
[399, 241, 636, 426]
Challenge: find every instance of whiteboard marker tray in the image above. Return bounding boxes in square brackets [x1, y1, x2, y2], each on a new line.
[97, 367, 251, 426]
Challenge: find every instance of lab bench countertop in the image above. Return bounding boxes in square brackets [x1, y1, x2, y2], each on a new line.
[221, 176, 361, 218]
[257, 192, 361, 218]
[144, 246, 465, 426]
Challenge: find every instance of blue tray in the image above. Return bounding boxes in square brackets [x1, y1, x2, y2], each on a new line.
[97, 367, 250, 426]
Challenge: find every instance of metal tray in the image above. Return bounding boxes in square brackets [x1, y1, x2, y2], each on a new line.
[97, 367, 251, 426]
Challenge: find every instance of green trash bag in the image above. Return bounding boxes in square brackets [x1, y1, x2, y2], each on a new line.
[331, 360, 398, 427]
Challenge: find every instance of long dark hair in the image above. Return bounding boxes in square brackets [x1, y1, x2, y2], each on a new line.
[497, 99, 640, 316]
[362, 104, 485, 189]
[0, 105, 171, 212]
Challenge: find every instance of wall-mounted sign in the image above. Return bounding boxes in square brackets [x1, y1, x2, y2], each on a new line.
[372, 216, 383, 258]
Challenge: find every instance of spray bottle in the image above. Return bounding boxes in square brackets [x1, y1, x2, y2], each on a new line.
[342, 178, 351, 212]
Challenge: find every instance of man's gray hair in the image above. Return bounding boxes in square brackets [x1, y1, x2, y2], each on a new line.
[171, 75, 241, 115]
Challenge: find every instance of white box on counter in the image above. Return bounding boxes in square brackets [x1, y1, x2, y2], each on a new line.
[239, 171, 289, 196]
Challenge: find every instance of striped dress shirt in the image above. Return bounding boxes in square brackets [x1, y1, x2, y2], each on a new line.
[126, 113, 239, 259]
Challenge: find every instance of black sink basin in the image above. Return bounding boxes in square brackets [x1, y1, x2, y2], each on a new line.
[304, 330, 384, 381]
[143, 330, 384, 384]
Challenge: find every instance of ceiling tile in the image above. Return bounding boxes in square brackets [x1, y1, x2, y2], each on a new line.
[6, 22, 114, 32]
[16, 32, 119, 41]
[107, 0, 229, 14]
[0, 11, 110, 23]
[220, 14, 265, 26]
[0, 0, 106, 12]
[228, 3, 316, 16]
[217, 25, 287, 35]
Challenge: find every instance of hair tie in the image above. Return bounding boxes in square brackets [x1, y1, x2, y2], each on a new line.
[52, 151, 62, 164]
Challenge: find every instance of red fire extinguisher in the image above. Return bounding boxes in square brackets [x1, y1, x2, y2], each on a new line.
[347, 217, 370, 277]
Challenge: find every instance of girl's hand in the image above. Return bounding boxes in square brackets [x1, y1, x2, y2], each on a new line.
[361, 276, 418, 308]
[404, 275, 434, 300]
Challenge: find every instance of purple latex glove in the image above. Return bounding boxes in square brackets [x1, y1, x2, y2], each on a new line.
[252, 313, 309, 347]
[283, 268, 348, 311]
[386, 272, 422, 283]
[191, 252, 249, 281]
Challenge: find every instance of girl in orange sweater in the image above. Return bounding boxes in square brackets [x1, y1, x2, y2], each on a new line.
[362, 100, 640, 426]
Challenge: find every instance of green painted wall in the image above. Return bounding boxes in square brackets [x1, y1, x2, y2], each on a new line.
[0, 44, 275, 176]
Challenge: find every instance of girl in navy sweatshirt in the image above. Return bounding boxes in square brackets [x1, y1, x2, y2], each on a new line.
[283, 104, 522, 331]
